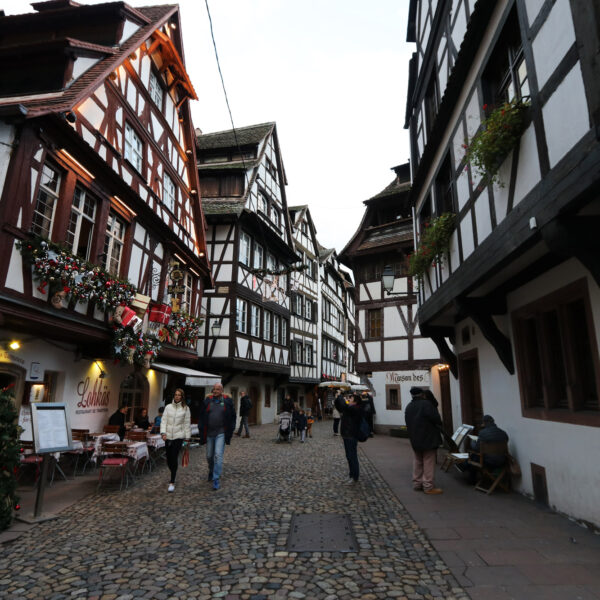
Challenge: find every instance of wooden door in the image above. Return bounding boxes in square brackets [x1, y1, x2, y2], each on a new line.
[248, 386, 259, 425]
[458, 350, 483, 428]
[439, 369, 453, 436]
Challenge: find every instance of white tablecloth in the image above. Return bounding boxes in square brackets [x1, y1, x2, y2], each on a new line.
[91, 433, 122, 462]
[191, 424, 199, 436]
[146, 434, 165, 449]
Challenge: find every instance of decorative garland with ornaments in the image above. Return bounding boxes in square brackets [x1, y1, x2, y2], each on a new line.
[17, 237, 161, 367]
[167, 311, 203, 346]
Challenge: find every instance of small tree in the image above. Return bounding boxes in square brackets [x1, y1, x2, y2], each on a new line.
[0, 385, 21, 530]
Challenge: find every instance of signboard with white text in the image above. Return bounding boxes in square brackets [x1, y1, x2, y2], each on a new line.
[31, 403, 72, 454]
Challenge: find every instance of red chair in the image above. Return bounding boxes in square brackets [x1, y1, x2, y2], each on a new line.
[97, 442, 132, 490]
[17, 440, 43, 485]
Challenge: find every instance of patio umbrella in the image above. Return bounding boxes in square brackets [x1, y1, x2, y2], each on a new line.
[318, 381, 351, 389]
[351, 384, 370, 392]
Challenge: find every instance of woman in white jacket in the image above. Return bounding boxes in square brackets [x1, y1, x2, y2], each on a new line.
[160, 388, 191, 492]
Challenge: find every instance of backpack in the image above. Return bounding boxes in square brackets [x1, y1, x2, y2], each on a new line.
[357, 417, 370, 443]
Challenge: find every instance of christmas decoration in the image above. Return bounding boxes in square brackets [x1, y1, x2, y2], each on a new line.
[131, 293, 151, 318]
[111, 327, 162, 367]
[112, 305, 143, 333]
[0, 384, 21, 531]
[148, 303, 172, 325]
[167, 311, 203, 346]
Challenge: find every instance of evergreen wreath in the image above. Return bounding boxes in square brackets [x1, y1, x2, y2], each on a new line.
[167, 312, 204, 346]
[0, 385, 21, 531]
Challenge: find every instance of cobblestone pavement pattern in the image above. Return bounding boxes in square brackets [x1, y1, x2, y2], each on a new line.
[0, 423, 469, 600]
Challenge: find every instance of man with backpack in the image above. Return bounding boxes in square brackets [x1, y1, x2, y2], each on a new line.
[234, 390, 252, 438]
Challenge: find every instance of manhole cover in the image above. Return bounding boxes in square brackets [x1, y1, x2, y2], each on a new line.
[286, 513, 358, 552]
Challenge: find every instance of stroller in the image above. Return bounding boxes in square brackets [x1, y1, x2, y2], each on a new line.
[277, 411, 293, 443]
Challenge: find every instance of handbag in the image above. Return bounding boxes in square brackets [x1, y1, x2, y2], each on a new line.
[181, 445, 190, 468]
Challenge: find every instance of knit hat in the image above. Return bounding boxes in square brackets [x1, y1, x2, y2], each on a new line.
[409, 387, 423, 396]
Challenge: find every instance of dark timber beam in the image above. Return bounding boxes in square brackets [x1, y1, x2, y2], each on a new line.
[541, 216, 600, 287]
[455, 298, 515, 374]
[420, 324, 458, 378]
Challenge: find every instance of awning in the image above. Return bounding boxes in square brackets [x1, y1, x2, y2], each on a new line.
[151, 362, 221, 387]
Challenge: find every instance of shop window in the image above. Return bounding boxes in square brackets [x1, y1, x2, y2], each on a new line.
[386, 385, 401, 410]
[513, 279, 600, 425]
[367, 308, 382, 339]
[67, 185, 96, 260]
[32, 163, 61, 239]
[103, 211, 126, 276]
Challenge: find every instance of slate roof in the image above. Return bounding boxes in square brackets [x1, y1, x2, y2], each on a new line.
[196, 123, 275, 151]
[357, 222, 414, 251]
[0, 3, 178, 117]
[365, 178, 411, 203]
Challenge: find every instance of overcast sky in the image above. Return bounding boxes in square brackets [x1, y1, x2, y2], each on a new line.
[4, 0, 413, 253]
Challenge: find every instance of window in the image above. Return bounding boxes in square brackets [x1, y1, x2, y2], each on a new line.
[270, 206, 280, 227]
[367, 308, 382, 339]
[32, 164, 61, 238]
[305, 300, 312, 321]
[305, 344, 313, 366]
[258, 193, 267, 213]
[104, 211, 126, 275]
[292, 340, 303, 363]
[267, 253, 277, 274]
[163, 173, 176, 213]
[182, 271, 193, 313]
[66, 185, 96, 260]
[424, 71, 439, 137]
[124, 123, 143, 172]
[435, 154, 455, 215]
[149, 71, 164, 108]
[264, 311, 271, 339]
[513, 279, 600, 425]
[322, 299, 331, 322]
[236, 298, 247, 333]
[239, 232, 251, 266]
[253, 243, 264, 270]
[250, 304, 261, 337]
[483, 8, 529, 105]
[273, 315, 280, 344]
[311, 260, 318, 280]
[293, 294, 303, 316]
[386, 385, 401, 410]
[281, 319, 287, 346]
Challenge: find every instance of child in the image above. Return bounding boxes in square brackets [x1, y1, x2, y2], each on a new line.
[297, 409, 308, 442]
[306, 409, 315, 438]
[292, 404, 301, 437]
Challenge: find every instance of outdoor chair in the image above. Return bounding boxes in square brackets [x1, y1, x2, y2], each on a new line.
[467, 440, 511, 494]
[64, 429, 95, 476]
[103, 424, 121, 434]
[17, 440, 43, 485]
[97, 442, 132, 491]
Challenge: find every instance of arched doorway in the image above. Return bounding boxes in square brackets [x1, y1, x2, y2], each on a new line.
[119, 371, 149, 423]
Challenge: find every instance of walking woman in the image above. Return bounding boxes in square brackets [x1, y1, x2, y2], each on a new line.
[334, 393, 365, 485]
[160, 388, 191, 493]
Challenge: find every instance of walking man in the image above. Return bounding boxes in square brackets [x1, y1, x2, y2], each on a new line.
[405, 387, 443, 494]
[199, 383, 236, 491]
[235, 390, 252, 438]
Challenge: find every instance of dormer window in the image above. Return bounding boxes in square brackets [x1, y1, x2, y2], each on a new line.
[149, 71, 164, 108]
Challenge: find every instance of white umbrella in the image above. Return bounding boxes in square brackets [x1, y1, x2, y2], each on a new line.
[318, 381, 351, 389]
[351, 384, 369, 392]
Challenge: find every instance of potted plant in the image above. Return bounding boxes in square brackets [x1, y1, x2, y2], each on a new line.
[463, 97, 530, 186]
[408, 213, 455, 281]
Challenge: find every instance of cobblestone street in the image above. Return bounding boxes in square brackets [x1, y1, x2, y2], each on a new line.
[1, 422, 467, 600]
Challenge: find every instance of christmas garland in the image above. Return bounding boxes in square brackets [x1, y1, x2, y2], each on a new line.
[167, 311, 203, 345]
[112, 327, 162, 367]
[0, 385, 21, 531]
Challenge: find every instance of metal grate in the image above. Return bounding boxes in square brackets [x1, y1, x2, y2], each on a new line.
[286, 513, 358, 552]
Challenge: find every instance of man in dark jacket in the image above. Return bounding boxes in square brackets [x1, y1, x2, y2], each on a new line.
[235, 390, 252, 438]
[334, 393, 365, 485]
[108, 404, 128, 440]
[470, 415, 509, 467]
[405, 387, 443, 494]
[199, 383, 236, 491]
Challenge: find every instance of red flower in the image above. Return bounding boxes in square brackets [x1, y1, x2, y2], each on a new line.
[483, 104, 488, 110]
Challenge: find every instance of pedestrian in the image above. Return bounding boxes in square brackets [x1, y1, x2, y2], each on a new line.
[151, 406, 164, 433]
[108, 404, 129, 440]
[291, 402, 301, 437]
[199, 383, 236, 491]
[306, 409, 314, 438]
[361, 391, 376, 437]
[160, 388, 191, 493]
[332, 404, 341, 436]
[297, 409, 308, 442]
[404, 387, 443, 495]
[334, 392, 365, 485]
[235, 390, 252, 438]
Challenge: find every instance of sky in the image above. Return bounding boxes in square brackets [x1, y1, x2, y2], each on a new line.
[4, 0, 413, 253]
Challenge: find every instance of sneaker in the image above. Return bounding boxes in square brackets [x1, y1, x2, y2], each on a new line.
[423, 487, 443, 495]
[168, 483, 175, 493]
[213, 478, 220, 491]
[344, 478, 357, 485]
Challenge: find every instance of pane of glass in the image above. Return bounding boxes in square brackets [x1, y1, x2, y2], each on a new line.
[541, 310, 568, 408]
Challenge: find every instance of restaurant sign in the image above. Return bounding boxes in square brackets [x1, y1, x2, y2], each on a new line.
[76, 376, 110, 414]
[385, 371, 430, 384]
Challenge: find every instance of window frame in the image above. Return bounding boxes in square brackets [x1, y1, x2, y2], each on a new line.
[250, 304, 261, 337]
[236, 298, 248, 334]
[124, 122, 144, 174]
[163, 172, 176, 214]
[239, 232, 251, 266]
[367, 308, 383, 339]
[103, 210, 126, 276]
[66, 184, 96, 261]
[31, 163, 62, 239]
[148, 70, 165, 109]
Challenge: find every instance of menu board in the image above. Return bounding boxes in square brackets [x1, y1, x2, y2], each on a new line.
[31, 403, 73, 453]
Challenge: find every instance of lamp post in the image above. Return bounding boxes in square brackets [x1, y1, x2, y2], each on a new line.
[211, 319, 222, 337]
[381, 264, 413, 297]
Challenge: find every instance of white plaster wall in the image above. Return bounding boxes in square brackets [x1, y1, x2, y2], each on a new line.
[365, 341, 380, 363]
[384, 305, 405, 337]
[473, 192, 492, 243]
[532, 0, 576, 89]
[449, 261, 600, 526]
[459, 211, 475, 259]
[413, 336, 439, 360]
[524, 0, 546, 24]
[366, 282, 381, 302]
[513, 123, 540, 207]
[543, 65, 590, 169]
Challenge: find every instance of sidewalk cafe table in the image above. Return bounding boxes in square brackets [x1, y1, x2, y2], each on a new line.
[90, 433, 121, 463]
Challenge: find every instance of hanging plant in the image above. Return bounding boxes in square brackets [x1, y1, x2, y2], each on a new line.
[462, 97, 530, 186]
[408, 213, 455, 281]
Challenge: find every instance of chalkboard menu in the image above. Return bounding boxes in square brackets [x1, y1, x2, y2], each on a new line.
[30, 403, 73, 454]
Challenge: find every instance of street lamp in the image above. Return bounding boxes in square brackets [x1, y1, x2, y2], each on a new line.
[211, 319, 222, 337]
[381, 264, 412, 296]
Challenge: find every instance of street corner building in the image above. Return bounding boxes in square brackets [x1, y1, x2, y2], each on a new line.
[0, 1, 214, 433]
[403, 0, 600, 527]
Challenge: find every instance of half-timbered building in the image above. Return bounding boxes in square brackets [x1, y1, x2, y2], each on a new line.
[405, 0, 600, 525]
[340, 163, 441, 433]
[287, 205, 320, 410]
[196, 122, 298, 424]
[0, 1, 212, 433]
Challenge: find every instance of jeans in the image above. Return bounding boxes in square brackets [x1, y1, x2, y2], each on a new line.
[333, 418, 340, 434]
[236, 415, 249, 436]
[165, 438, 183, 483]
[206, 433, 225, 481]
[343, 437, 359, 481]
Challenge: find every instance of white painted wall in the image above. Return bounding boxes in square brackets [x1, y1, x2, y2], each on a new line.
[449, 260, 600, 526]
